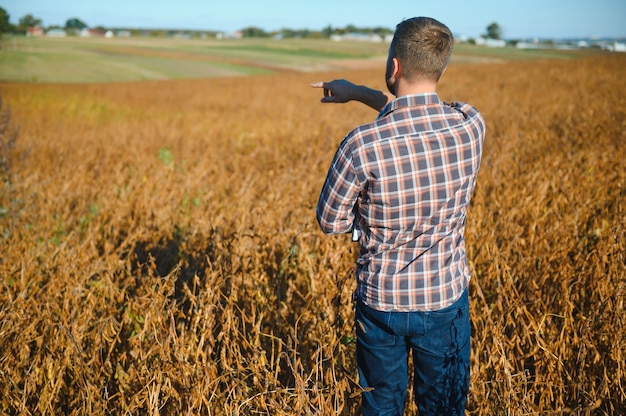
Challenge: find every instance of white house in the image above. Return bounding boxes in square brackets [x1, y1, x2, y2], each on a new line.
[611, 42, 626, 52]
[217, 31, 243, 40]
[46, 29, 67, 37]
[476, 37, 506, 47]
[331, 32, 388, 43]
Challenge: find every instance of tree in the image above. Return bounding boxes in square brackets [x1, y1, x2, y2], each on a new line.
[322, 25, 333, 38]
[0, 7, 12, 34]
[65, 17, 88, 30]
[18, 14, 42, 29]
[372, 26, 393, 36]
[241, 26, 269, 38]
[485, 22, 502, 40]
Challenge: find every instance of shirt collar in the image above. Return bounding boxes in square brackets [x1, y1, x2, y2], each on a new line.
[378, 93, 441, 118]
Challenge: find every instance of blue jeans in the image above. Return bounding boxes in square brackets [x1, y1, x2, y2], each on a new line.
[355, 289, 470, 416]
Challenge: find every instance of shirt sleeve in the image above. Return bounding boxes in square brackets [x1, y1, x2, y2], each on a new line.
[316, 137, 361, 235]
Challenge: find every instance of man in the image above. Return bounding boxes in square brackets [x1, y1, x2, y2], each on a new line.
[312, 17, 486, 416]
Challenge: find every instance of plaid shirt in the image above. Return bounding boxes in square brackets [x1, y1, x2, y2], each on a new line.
[317, 93, 485, 312]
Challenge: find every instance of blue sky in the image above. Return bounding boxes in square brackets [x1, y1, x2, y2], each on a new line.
[3, 0, 625, 39]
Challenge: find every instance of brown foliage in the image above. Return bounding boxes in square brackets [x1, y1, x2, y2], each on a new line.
[0, 55, 624, 415]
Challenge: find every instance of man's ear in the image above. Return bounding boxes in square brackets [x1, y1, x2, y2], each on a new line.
[392, 57, 402, 79]
[440, 65, 448, 79]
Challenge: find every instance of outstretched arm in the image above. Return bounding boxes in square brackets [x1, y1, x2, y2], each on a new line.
[310, 79, 392, 112]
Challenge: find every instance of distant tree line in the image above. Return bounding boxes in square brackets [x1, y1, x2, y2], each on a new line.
[244, 24, 394, 39]
[0, 8, 91, 35]
[1, 7, 514, 45]
[0, 7, 395, 39]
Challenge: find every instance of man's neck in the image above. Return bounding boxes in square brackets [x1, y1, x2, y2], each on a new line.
[395, 78, 438, 97]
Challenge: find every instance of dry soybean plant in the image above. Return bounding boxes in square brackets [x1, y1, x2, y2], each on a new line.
[0, 55, 624, 415]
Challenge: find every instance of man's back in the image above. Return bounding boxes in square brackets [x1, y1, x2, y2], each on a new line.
[316, 93, 485, 312]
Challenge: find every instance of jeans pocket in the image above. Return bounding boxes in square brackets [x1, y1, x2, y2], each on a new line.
[420, 299, 470, 356]
[355, 301, 397, 347]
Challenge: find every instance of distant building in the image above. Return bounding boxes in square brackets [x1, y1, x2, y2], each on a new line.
[516, 41, 549, 50]
[80, 28, 107, 37]
[26, 26, 45, 36]
[330, 32, 389, 43]
[46, 29, 67, 37]
[217, 31, 243, 40]
[173, 32, 191, 40]
[475, 37, 506, 47]
[608, 42, 626, 52]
